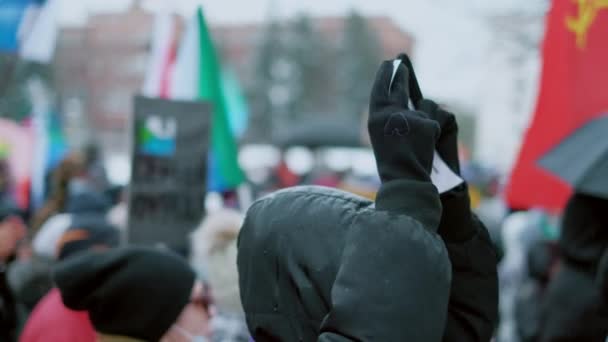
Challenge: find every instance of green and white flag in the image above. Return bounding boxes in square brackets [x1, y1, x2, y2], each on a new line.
[170, 7, 245, 191]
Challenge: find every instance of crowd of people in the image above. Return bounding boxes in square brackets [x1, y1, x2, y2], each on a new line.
[0, 151, 249, 341]
[0, 55, 606, 342]
[498, 195, 608, 342]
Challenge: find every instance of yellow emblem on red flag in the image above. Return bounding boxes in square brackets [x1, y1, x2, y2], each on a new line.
[566, 0, 608, 48]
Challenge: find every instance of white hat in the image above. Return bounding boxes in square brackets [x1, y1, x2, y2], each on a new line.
[33, 213, 73, 259]
[190, 209, 244, 313]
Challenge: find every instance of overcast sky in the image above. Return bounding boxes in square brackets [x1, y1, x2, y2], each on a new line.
[57, 0, 547, 109]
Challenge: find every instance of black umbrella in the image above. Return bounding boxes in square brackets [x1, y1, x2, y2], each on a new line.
[274, 120, 363, 148]
[274, 54, 424, 150]
[538, 115, 608, 198]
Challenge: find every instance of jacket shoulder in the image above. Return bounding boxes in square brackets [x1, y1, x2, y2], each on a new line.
[251, 185, 374, 213]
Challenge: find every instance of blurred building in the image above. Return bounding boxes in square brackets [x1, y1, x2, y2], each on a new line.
[475, 12, 545, 173]
[53, 4, 413, 161]
[54, 4, 156, 157]
[216, 16, 414, 89]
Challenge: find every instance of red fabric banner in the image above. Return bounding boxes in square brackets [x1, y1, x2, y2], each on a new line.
[506, 0, 608, 211]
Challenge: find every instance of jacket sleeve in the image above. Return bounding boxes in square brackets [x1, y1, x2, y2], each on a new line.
[318, 180, 452, 342]
[439, 185, 499, 342]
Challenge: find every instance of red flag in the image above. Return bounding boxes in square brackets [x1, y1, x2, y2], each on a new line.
[506, 0, 608, 211]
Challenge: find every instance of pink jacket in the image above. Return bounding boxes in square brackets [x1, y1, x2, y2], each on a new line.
[20, 288, 96, 342]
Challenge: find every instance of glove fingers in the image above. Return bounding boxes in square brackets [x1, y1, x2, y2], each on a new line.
[417, 99, 439, 118]
[370, 61, 394, 110]
[417, 99, 461, 174]
[370, 60, 409, 112]
[389, 63, 409, 109]
[418, 99, 457, 132]
[396, 53, 423, 106]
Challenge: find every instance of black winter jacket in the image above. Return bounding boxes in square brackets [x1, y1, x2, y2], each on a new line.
[237, 184, 498, 341]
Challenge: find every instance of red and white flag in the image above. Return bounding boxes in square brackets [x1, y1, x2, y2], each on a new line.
[142, 11, 179, 99]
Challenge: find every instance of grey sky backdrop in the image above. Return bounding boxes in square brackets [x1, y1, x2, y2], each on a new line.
[57, 0, 547, 110]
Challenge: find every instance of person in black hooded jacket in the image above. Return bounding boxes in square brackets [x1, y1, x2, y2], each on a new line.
[539, 193, 608, 342]
[237, 56, 498, 341]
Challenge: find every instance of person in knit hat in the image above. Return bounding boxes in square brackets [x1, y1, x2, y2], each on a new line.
[55, 214, 120, 260]
[54, 246, 211, 342]
[20, 216, 121, 342]
[10, 213, 118, 333]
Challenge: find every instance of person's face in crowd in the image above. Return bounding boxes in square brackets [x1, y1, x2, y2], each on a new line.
[0, 216, 26, 262]
[162, 281, 211, 342]
[0, 161, 9, 191]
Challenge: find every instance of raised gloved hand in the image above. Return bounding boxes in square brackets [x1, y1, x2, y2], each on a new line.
[368, 60, 440, 184]
[395, 53, 498, 341]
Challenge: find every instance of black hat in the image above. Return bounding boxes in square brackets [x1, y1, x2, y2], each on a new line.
[53, 246, 196, 341]
[56, 214, 120, 260]
[560, 193, 608, 264]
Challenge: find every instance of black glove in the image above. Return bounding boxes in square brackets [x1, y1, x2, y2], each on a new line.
[417, 99, 460, 174]
[368, 60, 440, 184]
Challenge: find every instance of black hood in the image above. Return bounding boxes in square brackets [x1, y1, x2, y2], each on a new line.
[560, 193, 608, 265]
[237, 185, 451, 341]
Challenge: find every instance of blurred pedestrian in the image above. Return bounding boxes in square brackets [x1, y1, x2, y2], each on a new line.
[64, 188, 112, 216]
[29, 187, 112, 261]
[20, 215, 120, 342]
[191, 209, 249, 342]
[83, 144, 109, 192]
[0, 158, 12, 199]
[0, 198, 26, 342]
[539, 193, 608, 341]
[7, 186, 113, 323]
[31, 214, 72, 260]
[106, 187, 128, 242]
[514, 240, 559, 342]
[30, 154, 85, 233]
[498, 210, 545, 342]
[54, 246, 211, 342]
